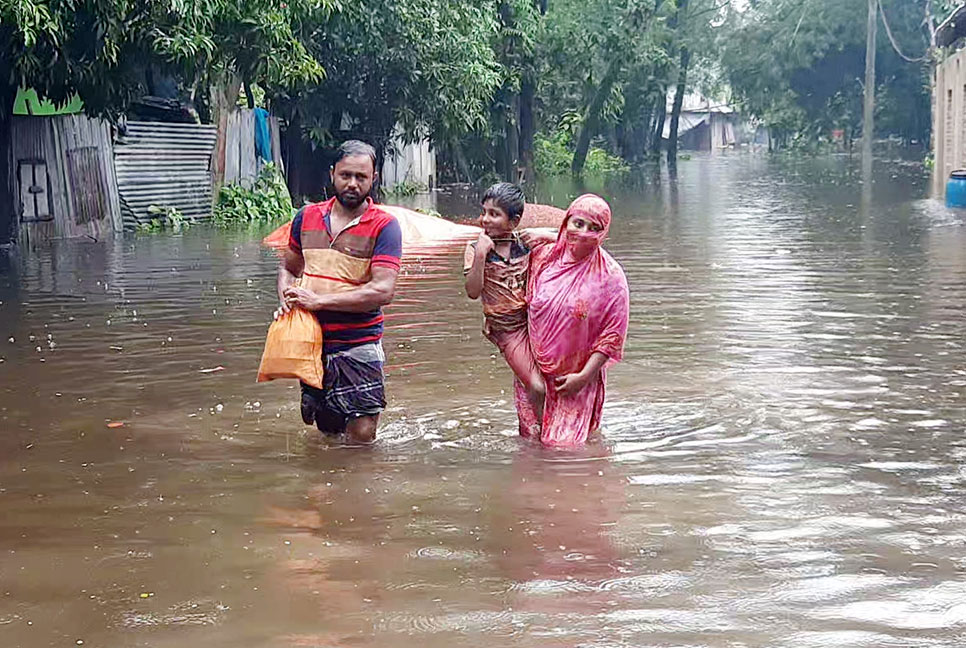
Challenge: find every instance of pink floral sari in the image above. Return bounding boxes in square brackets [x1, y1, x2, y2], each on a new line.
[517, 194, 630, 446]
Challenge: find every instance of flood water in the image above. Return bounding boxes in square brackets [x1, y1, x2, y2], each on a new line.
[2, 153, 965, 647]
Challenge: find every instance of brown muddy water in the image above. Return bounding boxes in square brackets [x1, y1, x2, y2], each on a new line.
[1, 154, 965, 648]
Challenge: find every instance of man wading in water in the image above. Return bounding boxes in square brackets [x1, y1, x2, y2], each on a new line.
[275, 140, 403, 444]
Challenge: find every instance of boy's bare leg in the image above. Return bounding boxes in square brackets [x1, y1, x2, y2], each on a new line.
[524, 369, 546, 423]
[517, 385, 545, 424]
[501, 333, 546, 423]
[345, 414, 378, 445]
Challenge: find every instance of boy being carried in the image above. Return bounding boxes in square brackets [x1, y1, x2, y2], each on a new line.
[464, 183, 549, 432]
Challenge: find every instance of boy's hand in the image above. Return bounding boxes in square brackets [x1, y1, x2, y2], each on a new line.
[476, 232, 495, 257]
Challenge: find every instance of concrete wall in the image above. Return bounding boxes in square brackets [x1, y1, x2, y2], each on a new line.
[933, 48, 966, 198]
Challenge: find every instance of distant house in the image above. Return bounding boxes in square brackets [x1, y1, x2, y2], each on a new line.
[7, 111, 219, 243]
[664, 92, 744, 151]
[933, 5, 966, 199]
[5, 84, 292, 243]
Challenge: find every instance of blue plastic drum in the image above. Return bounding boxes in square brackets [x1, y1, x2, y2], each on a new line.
[946, 170, 966, 208]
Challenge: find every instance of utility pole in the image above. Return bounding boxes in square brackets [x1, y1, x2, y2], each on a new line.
[862, 0, 878, 183]
[925, 0, 940, 197]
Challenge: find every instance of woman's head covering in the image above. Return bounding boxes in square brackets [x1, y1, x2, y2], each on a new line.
[557, 194, 611, 260]
[563, 194, 611, 238]
[537, 193, 612, 270]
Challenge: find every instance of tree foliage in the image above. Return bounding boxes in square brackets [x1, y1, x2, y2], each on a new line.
[276, 0, 503, 157]
[0, 0, 329, 118]
[0, 0, 954, 232]
[716, 0, 935, 145]
[1, 0, 142, 117]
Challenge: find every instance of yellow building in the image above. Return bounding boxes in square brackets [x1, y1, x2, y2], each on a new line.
[933, 5, 966, 199]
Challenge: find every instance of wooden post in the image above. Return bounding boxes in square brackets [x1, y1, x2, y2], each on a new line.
[925, 0, 941, 198]
[0, 86, 15, 244]
[210, 74, 241, 198]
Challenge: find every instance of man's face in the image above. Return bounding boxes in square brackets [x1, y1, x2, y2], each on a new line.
[331, 155, 375, 210]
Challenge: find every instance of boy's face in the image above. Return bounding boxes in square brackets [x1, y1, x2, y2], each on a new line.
[480, 199, 514, 237]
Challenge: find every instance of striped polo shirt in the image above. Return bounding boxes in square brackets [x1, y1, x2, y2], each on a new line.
[288, 197, 402, 352]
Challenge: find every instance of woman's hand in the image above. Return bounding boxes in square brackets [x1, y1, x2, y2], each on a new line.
[553, 352, 609, 397]
[519, 228, 556, 248]
[282, 286, 324, 312]
[554, 372, 590, 397]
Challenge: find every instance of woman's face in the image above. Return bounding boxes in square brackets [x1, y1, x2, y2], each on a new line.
[567, 215, 603, 236]
[564, 214, 603, 259]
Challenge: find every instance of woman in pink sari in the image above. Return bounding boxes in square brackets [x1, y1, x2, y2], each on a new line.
[516, 194, 629, 446]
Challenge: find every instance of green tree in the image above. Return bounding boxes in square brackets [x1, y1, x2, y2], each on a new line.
[666, 0, 691, 165]
[435, 0, 544, 184]
[556, 0, 669, 175]
[278, 0, 502, 170]
[488, 0, 542, 182]
[518, 1, 548, 182]
[522, 0, 675, 176]
[662, 0, 724, 164]
[0, 0, 329, 242]
[717, 0, 936, 149]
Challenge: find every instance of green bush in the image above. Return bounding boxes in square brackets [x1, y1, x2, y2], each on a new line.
[139, 205, 188, 233]
[584, 147, 629, 174]
[534, 131, 573, 176]
[534, 131, 628, 176]
[213, 162, 293, 225]
[383, 179, 428, 197]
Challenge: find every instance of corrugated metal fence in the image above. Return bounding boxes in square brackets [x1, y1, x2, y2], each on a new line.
[114, 121, 217, 228]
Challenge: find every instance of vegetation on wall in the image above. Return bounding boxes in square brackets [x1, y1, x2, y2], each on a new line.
[213, 163, 293, 226]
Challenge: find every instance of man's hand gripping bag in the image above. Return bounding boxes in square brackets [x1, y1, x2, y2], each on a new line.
[256, 308, 324, 389]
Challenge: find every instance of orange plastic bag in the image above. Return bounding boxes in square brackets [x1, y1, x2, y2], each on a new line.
[256, 308, 324, 389]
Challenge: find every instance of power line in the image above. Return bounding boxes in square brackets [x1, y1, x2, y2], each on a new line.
[878, 0, 928, 63]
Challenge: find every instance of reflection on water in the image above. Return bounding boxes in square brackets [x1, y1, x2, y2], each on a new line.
[1, 153, 965, 647]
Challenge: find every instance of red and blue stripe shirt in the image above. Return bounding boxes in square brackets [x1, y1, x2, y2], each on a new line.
[289, 197, 402, 352]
